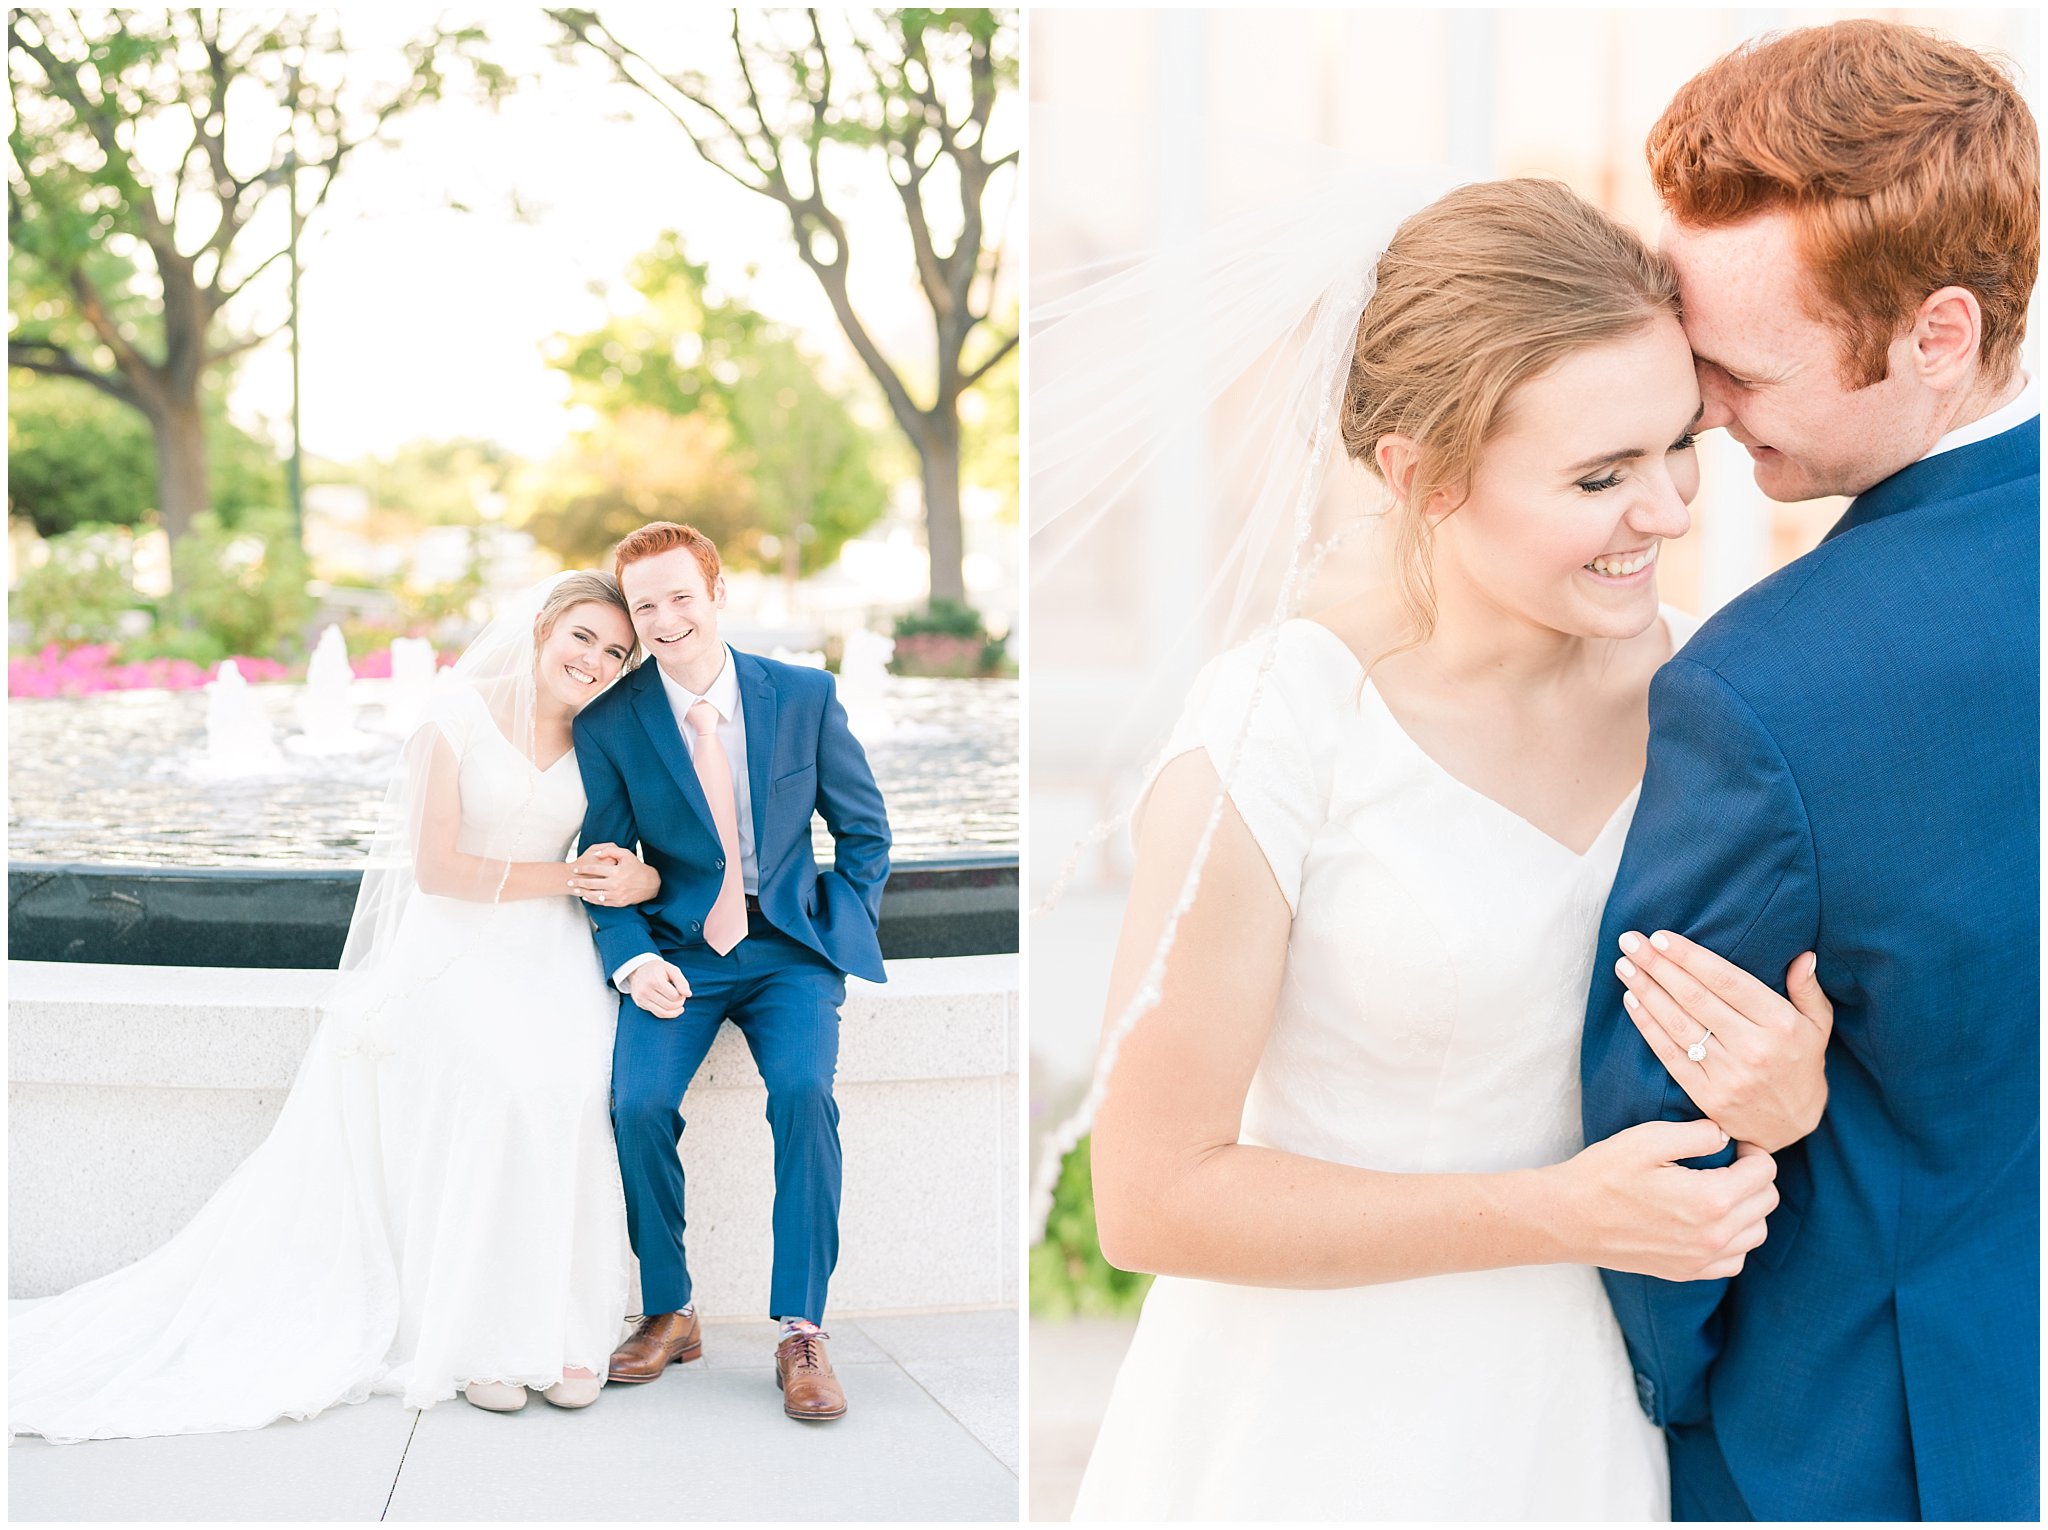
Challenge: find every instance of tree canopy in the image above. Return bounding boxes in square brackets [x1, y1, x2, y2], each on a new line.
[548, 7, 1018, 605]
[527, 232, 890, 574]
[8, 9, 501, 545]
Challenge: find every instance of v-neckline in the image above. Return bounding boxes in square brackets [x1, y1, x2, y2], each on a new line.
[1289, 618, 1647, 862]
[472, 692, 575, 777]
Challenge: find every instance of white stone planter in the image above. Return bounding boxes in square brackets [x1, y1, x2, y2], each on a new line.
[7, 956, 1019, 1317]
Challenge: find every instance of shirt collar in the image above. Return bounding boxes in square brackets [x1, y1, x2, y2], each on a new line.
[657, 645, 740, 723]
[1919, 371, 2039, 464]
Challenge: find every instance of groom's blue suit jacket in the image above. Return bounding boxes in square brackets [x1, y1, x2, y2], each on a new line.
[573, 648, 890, 984]
[1582, 419, 2039, 1522]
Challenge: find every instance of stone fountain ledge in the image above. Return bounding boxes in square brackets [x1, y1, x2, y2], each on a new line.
[8, 954, 1019, 1314]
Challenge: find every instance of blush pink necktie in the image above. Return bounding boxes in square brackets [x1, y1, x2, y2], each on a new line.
[686, 700, 747, 955]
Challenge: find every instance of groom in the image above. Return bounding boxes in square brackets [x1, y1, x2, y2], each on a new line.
[1582, 21, 2038, 1522]
[573, 521, 890, 1422]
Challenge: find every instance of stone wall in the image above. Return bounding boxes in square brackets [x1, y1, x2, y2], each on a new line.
[8, 956, 1018, 1315]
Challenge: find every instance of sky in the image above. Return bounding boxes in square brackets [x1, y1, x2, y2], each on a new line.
[213, 8, 1018, 464]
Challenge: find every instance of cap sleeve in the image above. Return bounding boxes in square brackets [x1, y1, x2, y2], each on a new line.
[424, 676, 482, 754]
[1138, 624, 1347, 915]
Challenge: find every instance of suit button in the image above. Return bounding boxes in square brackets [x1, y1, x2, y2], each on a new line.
[716, 858, 726, 870]
[1634, 1372, 1656, 1420]
[689, 920, 702, 934]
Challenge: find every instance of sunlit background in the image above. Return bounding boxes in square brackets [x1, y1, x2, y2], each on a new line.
[10, 5, 1020, 867]
[1024, 7, 2039, 1519]
[10, 8, 1020, 678]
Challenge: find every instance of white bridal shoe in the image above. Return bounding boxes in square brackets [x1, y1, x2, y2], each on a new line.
[462, 1380, 528, 1413]
[542, 1372, 602, 1409]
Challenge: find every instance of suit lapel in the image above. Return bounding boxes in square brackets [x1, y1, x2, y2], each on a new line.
[736, 649, 778, 859]
[630, 662, 718, 842]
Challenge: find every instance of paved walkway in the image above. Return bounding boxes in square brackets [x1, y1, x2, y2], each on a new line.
[1027, 1316, 1136, 1522]
[8, 1310, 1018, 1522]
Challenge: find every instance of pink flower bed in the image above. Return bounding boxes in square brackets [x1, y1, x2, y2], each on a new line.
[9, 644, 288, 697]
[7, 643, 460, 696]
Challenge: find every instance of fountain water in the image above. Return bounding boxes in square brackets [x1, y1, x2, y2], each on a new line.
[377, 636, 439, 737]
[190, 660, 284, 778]
[287, 626, 377, 757]
[836, 627, 898, 743]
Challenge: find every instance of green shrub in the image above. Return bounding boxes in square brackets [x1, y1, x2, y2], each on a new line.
[160, 507, 314, 661]
[9, 524, 148, 647]
[1028, 1134, 1154, 1319]
[121, 623, 230, 668]
[893, 597, 986, 640]
[979, 631, 1012, 676]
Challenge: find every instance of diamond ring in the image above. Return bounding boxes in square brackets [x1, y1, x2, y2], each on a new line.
[1687, 1028, 1714, 1063]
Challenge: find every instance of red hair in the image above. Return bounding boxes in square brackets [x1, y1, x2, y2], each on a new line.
[1648, 20, 2038, 388]
[611, 522, 722, 590]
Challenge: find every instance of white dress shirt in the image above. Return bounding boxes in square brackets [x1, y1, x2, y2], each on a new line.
[1918, 371, 2038, 464]
[612, 645, 759, 990]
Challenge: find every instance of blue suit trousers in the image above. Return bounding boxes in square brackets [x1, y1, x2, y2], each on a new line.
[610, 912, 845, 1325]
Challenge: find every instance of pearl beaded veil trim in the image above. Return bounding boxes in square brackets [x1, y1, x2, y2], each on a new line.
[1027, 115, 1454, 1234]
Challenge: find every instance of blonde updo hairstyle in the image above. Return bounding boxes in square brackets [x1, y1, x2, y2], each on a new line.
[534, 569, 639, 666]
[1342, 179, 1682, 646]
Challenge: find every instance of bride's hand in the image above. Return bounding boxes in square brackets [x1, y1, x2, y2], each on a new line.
[1614, 931, 1833, 1153]
[570, 843, 661, 907]
[1551, 1119, 1778, 1281]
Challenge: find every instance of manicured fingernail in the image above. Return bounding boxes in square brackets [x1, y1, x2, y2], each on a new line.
[1650, 932, 1672, 951]
[1618, 932, 1641, 955]
[1623, 991, 1639, 1011]
[1617, 958, 1637, 979]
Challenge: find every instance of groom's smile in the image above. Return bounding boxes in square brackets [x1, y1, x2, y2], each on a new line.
[621, 543, 730, 693]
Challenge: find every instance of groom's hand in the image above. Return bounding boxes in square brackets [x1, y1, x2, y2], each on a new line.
[627, 960, 691, 1019]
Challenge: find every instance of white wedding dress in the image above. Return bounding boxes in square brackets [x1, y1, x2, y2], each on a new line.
[9, 683, 632, 1442]
[1073, 614, 1694, 1521]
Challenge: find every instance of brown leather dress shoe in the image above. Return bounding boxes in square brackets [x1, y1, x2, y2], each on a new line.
[608, 1310, 703, 1383]
[774, 1329, 848, 1420]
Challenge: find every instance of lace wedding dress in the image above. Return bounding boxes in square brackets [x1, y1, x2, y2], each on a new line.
[1072, 615, 1694, 1521]
[10, 681, 631, 1442]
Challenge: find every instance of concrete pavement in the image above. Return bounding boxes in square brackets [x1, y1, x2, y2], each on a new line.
[8, 1309, 1019, 1522]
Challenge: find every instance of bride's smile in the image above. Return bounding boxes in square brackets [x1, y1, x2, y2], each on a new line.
[534, 604, 635, 714]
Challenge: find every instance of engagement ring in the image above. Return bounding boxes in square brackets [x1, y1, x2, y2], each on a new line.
[1687, 1028, 1714, 1063]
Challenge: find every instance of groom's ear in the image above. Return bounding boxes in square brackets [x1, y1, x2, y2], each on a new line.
[1906, 285, 1984, 394]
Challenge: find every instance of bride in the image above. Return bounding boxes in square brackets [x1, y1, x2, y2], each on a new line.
[11, 571, 657, 1439]
[1051, 180, 1835, 1519]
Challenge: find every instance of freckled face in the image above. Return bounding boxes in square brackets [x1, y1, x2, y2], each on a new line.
[1431, 313, 1702, 642]
[1663, 211, 1939, 501]
[535, 601, 634, 711]
[621, 547, 725, 676]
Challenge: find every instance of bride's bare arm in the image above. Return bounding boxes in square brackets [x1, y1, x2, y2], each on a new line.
[1089, 751, 1780, 1288]
[413, 736, 578, 902]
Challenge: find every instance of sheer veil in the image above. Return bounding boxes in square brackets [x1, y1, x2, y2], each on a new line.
[325, 572, 570, 1052]
[7, 573, 612, 1442]
[1028, 113, 1455, 1229]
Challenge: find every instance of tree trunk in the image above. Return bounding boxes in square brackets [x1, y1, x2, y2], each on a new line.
[149, 394, 212, 553]
[919, 419, 966, 606]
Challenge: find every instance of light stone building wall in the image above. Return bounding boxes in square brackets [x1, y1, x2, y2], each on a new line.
[9, 955, 1019, 1315]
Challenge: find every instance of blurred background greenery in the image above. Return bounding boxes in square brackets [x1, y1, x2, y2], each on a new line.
[1029, 1134, 1151, 1320]
[9, 8, 1017, 688]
